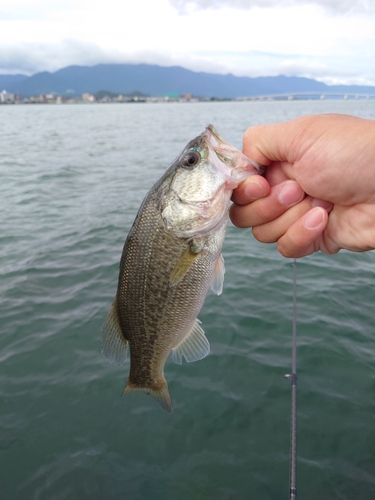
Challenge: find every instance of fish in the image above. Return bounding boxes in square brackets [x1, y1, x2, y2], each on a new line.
[102, 124, 263, 413]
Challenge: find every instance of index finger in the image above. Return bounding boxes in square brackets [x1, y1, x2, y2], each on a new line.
[231, 174, 270, 205]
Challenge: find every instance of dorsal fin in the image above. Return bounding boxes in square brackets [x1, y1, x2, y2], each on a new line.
[101, 298, 128, 365]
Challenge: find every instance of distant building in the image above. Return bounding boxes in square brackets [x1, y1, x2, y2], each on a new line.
[0, 90, 14, 103]
[164, 93, 180, 101]
[180, 93, 192, 101]
[82, 93, 95, 102]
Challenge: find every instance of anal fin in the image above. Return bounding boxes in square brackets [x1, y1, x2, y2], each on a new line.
[171, 319, 210, 365]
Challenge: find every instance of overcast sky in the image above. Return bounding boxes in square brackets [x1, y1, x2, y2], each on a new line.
[0, 0, 374, 86]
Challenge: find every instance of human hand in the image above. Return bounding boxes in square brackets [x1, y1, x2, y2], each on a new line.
[230, 114, 375, 257]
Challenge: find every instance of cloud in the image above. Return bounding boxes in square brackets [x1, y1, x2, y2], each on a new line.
[0, 39, 373, 88]
[0, 39, 234, 76]
[169, 0, 375, 15]
[271, 59, 363, 83]
[0, 40, 130, 75]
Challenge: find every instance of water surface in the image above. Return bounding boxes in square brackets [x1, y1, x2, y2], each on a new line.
[1, 100, 375, 499]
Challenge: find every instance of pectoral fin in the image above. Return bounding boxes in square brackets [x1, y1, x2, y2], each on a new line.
[171, 319, 210, 365]
[170, 240, 204, 285]
[210, 253, 225, 296]
[101, 298, 128, 365]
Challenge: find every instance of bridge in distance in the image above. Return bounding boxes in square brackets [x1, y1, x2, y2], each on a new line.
[236, 92, 375, 101]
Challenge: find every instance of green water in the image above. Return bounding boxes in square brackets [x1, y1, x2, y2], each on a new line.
[1, 100, 375, 499]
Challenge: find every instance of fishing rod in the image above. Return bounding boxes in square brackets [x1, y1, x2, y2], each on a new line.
[284, 259, 298, 500]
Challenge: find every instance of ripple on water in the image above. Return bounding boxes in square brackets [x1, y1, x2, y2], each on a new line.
[1, 101, 375, 500]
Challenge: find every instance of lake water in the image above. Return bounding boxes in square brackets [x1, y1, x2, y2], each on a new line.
[1, 100, 375, 500]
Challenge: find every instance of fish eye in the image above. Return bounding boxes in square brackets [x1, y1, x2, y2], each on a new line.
[181, 151, 201, 169]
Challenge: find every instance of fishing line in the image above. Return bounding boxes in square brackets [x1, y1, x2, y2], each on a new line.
[284, 258, 298, 500]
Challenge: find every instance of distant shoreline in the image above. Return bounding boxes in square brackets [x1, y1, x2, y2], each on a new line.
[1, 93, 374, 105]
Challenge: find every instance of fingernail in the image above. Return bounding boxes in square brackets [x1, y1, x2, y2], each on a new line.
[304, 207, 325, 229]
[278, 181, 304, 206]
[244, 181, 266, 200]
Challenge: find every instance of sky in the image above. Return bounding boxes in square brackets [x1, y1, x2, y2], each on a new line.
[0, 0, 374, 86]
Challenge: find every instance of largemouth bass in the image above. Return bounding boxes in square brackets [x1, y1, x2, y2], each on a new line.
[102, 125, 262, 413]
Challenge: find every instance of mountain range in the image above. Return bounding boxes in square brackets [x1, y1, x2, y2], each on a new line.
[1, 64, 375, 98]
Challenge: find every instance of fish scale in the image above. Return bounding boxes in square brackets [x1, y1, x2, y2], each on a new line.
[102, 125, 263, 412]
[121, 199, 222, 371]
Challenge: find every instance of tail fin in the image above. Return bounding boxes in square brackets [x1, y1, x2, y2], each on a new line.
[123, 379, 173, 414]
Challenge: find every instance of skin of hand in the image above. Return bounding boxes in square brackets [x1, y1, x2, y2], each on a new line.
[230, 113, 375, 257]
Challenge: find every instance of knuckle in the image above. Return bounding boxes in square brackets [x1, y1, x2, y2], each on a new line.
[254, 201, 275, 221]
[229, 207, 250, 228]
[277, 242, 295, 258]
[252, 225, 278, 244]
[277, 238, 312, 258]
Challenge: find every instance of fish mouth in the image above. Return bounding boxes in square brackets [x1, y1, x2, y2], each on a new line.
[164, 125, 264, 239]
[203, 124, 265, 184]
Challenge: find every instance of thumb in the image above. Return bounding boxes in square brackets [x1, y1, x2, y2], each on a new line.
[242, 120, 304, 166]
